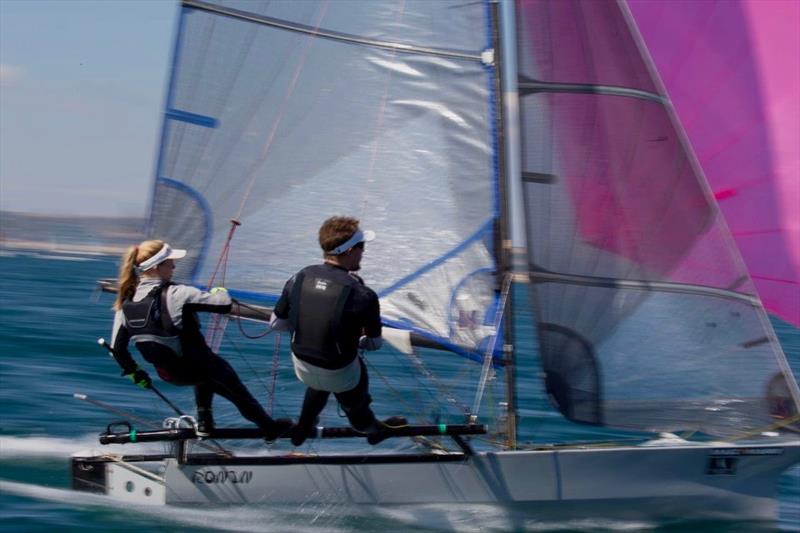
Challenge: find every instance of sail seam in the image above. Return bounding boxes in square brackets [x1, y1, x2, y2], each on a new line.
[518, 79, 666, 104]
[182, 0, 483, 62]
[529, 270, 760, 305]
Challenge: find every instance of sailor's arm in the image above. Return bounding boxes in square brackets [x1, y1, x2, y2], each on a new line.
[175, 284, 233, 314]
[110, 311, 138, 374]
[165, 285, 232, 328]
[269, 277, 294, 331]
[359, 289, 383, 351]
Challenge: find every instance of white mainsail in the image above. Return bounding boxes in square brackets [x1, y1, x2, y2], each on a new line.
[146, 0, 502, 359]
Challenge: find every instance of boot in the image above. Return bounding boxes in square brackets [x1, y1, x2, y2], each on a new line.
[364, 415, 408, 445]
[196, 408, 214, 437]
[263, 418, 295, 443]
[289, 417, 319, 446]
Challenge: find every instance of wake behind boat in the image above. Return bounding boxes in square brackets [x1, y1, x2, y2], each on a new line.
[71, 0, 800, 525]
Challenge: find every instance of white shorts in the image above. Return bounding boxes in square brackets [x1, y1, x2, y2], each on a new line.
[291, 354, 361, 393]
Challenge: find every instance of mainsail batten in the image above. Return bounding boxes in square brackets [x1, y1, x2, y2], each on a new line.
[519, 78, 667, 103]
[184, 0, 486, 62]
[529, 270, 763, 306]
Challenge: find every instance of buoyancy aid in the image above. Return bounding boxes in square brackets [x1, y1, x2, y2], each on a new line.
[121, 283, 183, 368]
[288, 270, 356, 369]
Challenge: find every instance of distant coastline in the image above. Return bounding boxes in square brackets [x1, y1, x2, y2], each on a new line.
[0, 211, 144, 256]
[0, 239, 130, 255]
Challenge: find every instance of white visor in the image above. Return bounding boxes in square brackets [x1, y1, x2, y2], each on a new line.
[328, 229, 375, 255]
[136, 243, 187, 272]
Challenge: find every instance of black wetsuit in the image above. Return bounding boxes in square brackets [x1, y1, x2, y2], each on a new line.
[274, 263, 382, 431]
[111, 280, 279, 435]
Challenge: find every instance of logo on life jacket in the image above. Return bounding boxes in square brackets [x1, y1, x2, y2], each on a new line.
[314, 278, 329, 291]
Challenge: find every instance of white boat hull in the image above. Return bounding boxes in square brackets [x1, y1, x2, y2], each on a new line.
[75, 440, 800, 522]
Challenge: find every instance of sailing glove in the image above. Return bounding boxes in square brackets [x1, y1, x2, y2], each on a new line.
[128, 368, 152, 389]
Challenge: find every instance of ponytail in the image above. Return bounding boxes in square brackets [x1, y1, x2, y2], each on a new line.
[114, 245, 140, 310]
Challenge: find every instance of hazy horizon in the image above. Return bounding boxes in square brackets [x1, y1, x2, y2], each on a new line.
[0, 0, 175, 217]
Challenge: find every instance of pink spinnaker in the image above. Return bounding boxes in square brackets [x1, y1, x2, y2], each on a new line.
[629, 0, 800, 327]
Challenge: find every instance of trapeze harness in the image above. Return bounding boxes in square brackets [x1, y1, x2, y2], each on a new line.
[121, 282, 208, 381]
[283, 265, 376, 393]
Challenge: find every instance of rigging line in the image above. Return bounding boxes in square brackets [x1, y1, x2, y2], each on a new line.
[234, 311, 272, 339]
[182, 0, 483, 62]
[268, 332, 281, 414]
[224, 335, 289, 415]
[470, 272, 512, 422]
[406, 349, 454, 405]
[234, 1, 330, 219]
[205, 220, 241, 353]
[363, 355, 424, 416]
[402, 347, 471, 416]
[206, 219, 240, 288]
[360, 0, 407, 217]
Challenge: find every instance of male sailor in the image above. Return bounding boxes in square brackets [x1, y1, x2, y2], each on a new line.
[110, 239, 292, 441]
[271, 216, 404, 445]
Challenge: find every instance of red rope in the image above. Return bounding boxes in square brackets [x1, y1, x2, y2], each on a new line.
[205, 219, 241, 352]
[206, 219, 241, 289]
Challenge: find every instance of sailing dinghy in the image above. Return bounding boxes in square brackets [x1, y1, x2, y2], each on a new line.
[73, 0, 800, 522]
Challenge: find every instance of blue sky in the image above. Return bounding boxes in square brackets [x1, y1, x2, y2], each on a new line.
[0, 0, 175, 216]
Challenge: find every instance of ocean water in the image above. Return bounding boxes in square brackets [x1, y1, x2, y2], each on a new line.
[1, 250, 798, 532]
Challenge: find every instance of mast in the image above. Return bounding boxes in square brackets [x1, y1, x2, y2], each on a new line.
[490, 0, 517, 448]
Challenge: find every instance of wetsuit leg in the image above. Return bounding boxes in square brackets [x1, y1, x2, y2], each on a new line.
[195, 382, 214, 412]
[334, 358, 376, 431]
[200, 354, 277, 432]
[291, 387, 330, 446]
[297, 387, 331, 428]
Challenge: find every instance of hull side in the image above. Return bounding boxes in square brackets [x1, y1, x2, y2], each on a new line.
[72, 441, 800, 521]
[155, 442, 800, 520]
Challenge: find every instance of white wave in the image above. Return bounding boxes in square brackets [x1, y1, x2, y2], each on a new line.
[0, 479, 359, 532]
[376, 504, 656, 532]
[0, 434, 164, 458]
